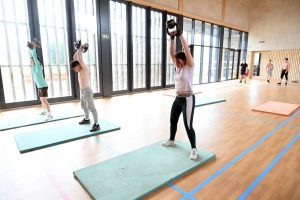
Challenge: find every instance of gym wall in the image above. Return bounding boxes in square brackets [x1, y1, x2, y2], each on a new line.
[248, 0, 300, 51]
[126, 0, 250, 32]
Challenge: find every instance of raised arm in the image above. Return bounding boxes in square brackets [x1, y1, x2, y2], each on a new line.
[169, 32, 176, 66]
[73, 51, 78, 60]
[30, 44, 40, 67]
[179, 34, 194, 67]
[75, 46, 88, 71]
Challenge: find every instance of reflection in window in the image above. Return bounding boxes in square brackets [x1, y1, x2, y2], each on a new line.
[0, 0, 35, 103]
[38, 0, 71, 98]
[204, 23, 211, 46]
[166, 14, 177, 86]
[231, 30, 240, 49]
[211, 48, 219, 82]
[151, 11, 162, 87]
[75, 0, 100, 93]
[183, 17, 192, 46]
[194, 20, 202, 45]
[110, 1, 127, 91]
[132, 6, 146, 89]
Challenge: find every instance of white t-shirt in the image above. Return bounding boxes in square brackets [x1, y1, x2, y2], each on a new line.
[174, 65, 194, 93]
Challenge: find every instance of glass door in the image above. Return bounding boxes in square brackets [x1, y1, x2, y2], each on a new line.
[232, 50, 240, 79]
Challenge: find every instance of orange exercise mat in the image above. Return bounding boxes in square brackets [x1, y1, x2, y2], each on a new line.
[252, 101, 300, 116]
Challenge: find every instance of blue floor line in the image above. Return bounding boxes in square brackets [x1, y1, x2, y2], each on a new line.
[238, 132, 300, 199]
[180, 109, 300, 200]
[168, 183, 196, 200]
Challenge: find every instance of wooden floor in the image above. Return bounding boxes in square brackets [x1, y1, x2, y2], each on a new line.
[0, 79, 300, 200]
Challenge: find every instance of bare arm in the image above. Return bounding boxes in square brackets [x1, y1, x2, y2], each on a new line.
[179, 34, 194, 67]
[169, 32, 176, 66]
[76, 46, 88, 71]
[73, 51, 78, 60]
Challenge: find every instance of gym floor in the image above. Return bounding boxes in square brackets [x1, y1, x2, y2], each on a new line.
[1, 79, 300, 200]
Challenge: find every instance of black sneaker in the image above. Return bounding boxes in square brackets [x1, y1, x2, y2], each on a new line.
[79, 118, 90, 124]
[285, 82, 287, 85]
[277, 82, 281, 85]
[90, 123, 100, 132]
[239, 80, 242, 83]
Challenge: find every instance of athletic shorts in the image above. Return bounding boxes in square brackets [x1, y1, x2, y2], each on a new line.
[38, 87, 48, 97]
[267, 69, 273, 75]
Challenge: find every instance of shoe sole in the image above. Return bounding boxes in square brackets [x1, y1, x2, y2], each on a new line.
[162, 143, 176, 147]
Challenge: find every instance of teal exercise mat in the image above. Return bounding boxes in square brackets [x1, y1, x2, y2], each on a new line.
[195, 96, 226, 107]
[14, 118, 120, 153]
[0, 109, 84, 131]
[74, 140, 216, 200]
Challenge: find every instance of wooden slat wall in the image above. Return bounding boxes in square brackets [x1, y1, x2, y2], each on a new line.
[270, 49, 300, 81]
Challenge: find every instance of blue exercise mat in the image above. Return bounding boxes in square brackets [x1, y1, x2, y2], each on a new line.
[74, 140, 216, 200]
[0, 109, 84, 131]
[195, 96, 226, 107]
[14, 118, 120, 153]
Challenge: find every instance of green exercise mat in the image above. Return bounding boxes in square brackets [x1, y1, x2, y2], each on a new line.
[0, 109, 84, 131]
[14, 118, 120, 153]
[74, 140, 216, 200]
[195, 96, 226, 107]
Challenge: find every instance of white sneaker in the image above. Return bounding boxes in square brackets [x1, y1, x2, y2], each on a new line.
[39, 110, 47, 115]
[190, 148, 197, 160]
[46, 115, 53, 121]
[162, 139, 176, 147]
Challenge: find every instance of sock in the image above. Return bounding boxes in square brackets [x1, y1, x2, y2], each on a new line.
[48, 112, 51, 116]
[85, 118, 90, 121]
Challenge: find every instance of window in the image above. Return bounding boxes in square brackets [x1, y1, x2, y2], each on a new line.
[183, 17, 192, 46]
[132, 6, 146, 89]
[211, 48, 219, 82]
[194, 20, 202, 45]
[221, 49, 229, 80]
[202, 47, 210, 83]
[74, 0, 100, 93]
[223, 28, 229, 48]
[38, 0, 71, 98]
[204, 23, 211, 46]
[193, 46, 201, 84]
[0, 0, 34, 103]
[231, 30, 240, 49]
[110, 1, 127, 91]
[150, 11, 162, 87]
[212, 25, 220, 47]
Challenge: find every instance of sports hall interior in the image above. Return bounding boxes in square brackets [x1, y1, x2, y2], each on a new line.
[0, 0, 300, 199]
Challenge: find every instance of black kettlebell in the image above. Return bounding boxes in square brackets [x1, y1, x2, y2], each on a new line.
[165, 19, 180, 36]
[74, 40, 81, 50]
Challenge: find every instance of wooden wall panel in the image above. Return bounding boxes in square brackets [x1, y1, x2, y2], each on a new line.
[270, 49, 300, 81]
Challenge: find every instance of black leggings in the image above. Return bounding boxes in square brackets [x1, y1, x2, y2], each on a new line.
[170, 95, 196, 148]
[280, 69, 288, 80]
